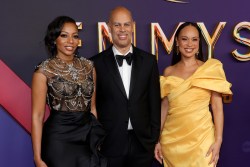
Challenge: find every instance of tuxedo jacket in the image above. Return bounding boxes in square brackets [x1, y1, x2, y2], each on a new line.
[90, 46, 161, 156]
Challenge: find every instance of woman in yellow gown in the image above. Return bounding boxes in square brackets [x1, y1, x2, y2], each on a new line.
[154, 22, 232, 167]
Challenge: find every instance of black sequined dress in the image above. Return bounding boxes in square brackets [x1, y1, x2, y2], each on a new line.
[35, 57, 106, 167]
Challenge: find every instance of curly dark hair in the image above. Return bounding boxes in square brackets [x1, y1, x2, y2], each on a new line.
[171, 22, 204, 65]
[44, 16, 78, 57]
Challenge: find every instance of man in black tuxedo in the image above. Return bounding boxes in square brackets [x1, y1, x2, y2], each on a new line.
[91, 6, 161, 167]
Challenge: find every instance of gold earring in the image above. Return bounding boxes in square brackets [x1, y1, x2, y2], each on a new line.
[176, 46, 179, 55]
[196, 51, 199, 56]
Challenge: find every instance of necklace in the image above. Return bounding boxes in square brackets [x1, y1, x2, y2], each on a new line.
[52, 56, 85, 83]
[55, 56, 75, 64]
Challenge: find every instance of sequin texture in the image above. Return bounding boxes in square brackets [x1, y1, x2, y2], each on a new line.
[35, 56, 94, 112]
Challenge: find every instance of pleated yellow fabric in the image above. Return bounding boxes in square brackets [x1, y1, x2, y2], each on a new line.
[160, 59, 232, 167]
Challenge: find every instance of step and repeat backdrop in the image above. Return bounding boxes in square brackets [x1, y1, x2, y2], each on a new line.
[0, 0, 250, 166]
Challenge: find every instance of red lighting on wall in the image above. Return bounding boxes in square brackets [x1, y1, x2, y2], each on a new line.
[0, 60, 49, 134]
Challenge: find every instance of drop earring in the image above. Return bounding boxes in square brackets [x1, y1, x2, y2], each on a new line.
[176, 45, 179, 55]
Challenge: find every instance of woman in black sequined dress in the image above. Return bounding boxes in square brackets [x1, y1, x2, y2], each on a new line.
[31, 16, 106, 167]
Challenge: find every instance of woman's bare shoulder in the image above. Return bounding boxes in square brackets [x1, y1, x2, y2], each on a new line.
[163, 65, 175, 77]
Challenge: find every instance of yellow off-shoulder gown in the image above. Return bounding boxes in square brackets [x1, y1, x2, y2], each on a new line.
[160, 59, 232, 167]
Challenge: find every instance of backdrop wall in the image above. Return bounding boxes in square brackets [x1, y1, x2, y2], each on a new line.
[0, 0, 250, 166]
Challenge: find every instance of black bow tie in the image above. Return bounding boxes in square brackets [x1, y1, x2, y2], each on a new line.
[115, 53, 133, 67]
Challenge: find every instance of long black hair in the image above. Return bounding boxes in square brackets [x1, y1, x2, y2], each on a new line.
[171, 22, 204, 65]
[44, 16, 78, 57]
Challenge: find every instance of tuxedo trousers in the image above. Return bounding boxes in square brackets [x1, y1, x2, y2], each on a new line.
[106, 130, 154, 167]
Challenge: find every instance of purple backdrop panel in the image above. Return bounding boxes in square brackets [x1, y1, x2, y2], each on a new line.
[0, 106, 35, 167]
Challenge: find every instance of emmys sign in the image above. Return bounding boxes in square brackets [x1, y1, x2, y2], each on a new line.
[98, 21, 250, 61]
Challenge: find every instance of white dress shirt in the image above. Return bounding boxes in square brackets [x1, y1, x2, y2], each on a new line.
[112, 46, 133, 130]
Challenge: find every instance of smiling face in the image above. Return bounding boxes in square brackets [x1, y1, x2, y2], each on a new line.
[55, 22, 79, 60]
[176, 25, 200, 59]
[108, 7, 134, 54]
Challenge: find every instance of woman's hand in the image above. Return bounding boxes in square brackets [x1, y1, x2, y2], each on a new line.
[154, 142, 163, 164]
[206, 139, 222, 167]
[35, 159, 48, 167]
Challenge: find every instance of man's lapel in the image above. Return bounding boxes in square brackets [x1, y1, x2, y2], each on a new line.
[129, 46, 143, 99]
[104, 47, 127, 98]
